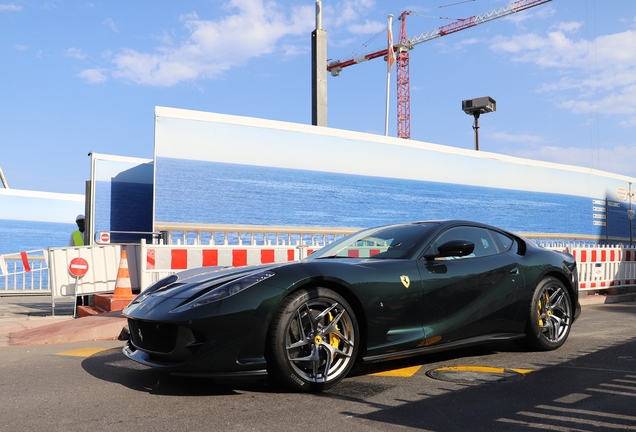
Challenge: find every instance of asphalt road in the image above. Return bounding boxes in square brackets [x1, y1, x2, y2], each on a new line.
[1, 302, 635, 432]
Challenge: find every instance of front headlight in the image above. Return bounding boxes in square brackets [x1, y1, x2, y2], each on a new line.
[169, 270, 275, 313]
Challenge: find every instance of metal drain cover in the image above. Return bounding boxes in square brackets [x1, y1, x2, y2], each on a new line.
[426, 366, 530, 385]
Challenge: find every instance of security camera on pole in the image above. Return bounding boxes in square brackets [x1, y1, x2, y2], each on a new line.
[462, 96, 496, 151]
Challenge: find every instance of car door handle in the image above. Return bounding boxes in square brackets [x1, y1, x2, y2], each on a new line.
[509, 267, 519, 275]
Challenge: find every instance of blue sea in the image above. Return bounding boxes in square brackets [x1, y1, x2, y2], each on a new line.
[155, 157, 633, 238]
[0, 219, 75, 255]
[3, 157, 633, 255]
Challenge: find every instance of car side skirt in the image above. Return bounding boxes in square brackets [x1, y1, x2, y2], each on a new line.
[171, 370, 269, 378]
[363, 333, 526, 363]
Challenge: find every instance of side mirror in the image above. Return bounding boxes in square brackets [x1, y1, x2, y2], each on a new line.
[425, 240, 475, 259]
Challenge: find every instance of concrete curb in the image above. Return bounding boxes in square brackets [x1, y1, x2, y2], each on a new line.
[579, 293, 636, 305]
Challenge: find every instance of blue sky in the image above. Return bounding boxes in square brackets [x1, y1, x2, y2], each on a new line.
[2, 0, 636, 195]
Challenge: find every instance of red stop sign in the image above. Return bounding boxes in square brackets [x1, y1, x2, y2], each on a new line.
[100, 232, 110, 243]
[69, 257, 89, 278]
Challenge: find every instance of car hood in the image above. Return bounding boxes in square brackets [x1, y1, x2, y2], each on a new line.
[143, 263, 282, 300]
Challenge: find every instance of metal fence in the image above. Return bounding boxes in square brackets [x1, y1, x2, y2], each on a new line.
[0, 250, 50, 295]
[153, 222, 357, 247]
[154, 222, 634, 249]
[3, 224, 636, 298]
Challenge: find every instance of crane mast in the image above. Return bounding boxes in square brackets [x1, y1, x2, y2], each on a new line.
[396, 12, 410, 140]
[327, 0, 552, 139]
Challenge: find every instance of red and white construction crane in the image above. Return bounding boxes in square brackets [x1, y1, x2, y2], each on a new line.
[327, 0, 552, 139]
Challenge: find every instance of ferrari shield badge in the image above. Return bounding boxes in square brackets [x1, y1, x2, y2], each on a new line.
[400, 275, 410, 288]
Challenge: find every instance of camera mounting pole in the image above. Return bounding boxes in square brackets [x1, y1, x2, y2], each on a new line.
[462, 96, 496, 151]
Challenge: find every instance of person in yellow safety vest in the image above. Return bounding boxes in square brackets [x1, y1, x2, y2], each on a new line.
[69, 214, 89, 307]
[69, 214, 86, 246]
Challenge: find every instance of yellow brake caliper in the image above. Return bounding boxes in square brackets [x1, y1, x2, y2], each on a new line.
[538, 292, 550, 327]
[327, 312, 341, 361]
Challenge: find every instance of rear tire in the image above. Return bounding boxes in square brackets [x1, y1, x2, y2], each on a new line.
[523, 277, 572, 351]
[268, 287, 358, 392]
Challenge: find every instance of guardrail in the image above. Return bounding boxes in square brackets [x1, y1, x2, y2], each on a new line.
[522, 233, 633, 249]
[0, 250, 50, 294]
[154, 222, 634, 249]
[3, 224, 636, 298]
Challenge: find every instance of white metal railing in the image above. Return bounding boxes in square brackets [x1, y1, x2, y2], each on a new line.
[0, 250, 50, 294]
[521, 232, 633, 249]
[2, 225, 635, 298]
[154, 222, 358, 247]
[154, 223, 633, 249]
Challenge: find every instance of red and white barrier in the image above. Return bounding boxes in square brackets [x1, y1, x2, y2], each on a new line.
[138, 242, 300, 290]
[135, 241, 636, 293]
[145, 246, 296, 269]
[571, 248, 636, 291]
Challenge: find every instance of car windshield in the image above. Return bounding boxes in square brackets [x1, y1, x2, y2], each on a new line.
[308, 223, 436, 260]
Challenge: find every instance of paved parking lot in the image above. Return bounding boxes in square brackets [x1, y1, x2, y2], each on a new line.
[1, 300, 635, 431]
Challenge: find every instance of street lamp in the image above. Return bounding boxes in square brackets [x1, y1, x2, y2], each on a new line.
[462, 96, 496, 151]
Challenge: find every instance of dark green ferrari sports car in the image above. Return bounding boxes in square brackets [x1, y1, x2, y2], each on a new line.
[123, 220, 580, 391]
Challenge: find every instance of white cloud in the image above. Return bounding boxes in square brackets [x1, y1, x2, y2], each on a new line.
[64, 47, 86, 60]
[491, 25, 636, 126]
[348, 19, 384, 35]
[553, 21, 583, 33]
[14, 44, 27, 51]
[490, 30, 589, 68]
[108, 0, 315, 86]
[77, 0, 386, 87]
[329, 0, 376, 27]
[486, 131, 544, 144]
[77, 68, 107, 83]
[103, 18, 118, 33]
[0, 3, 21, 12]
[502, 3, 556, 25]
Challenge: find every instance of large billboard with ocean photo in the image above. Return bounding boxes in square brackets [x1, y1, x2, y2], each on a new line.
[0, 189, 85, 254]
[153, 106, 636, 238]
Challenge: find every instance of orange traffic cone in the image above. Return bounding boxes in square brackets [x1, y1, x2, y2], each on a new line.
[113, 249, 132, 298]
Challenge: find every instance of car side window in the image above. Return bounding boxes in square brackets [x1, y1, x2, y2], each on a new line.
[492, 231, 514, 252]
[427, 226, 500, 259]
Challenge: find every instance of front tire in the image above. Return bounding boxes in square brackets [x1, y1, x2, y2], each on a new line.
[523, 277, 573, 351]
[268, 287, 359, 392]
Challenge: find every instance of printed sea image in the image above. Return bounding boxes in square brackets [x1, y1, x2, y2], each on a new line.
[155, 157, 628, 238]
[3, 157, 633, 253]
[1, 219, 75, 255]
[0, 219, 74, 291]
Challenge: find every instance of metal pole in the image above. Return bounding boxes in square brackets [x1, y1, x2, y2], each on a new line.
[73, 276, 80, 318]
[605, 198, 609, 244]
[311, 0, 328, 127]
[473, 113, 480, 151]
[0, 166, 9, 189]
[630, 182, 634, 247]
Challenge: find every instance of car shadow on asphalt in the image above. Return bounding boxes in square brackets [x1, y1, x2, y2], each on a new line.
[350, 340, 526, 378]
[79, 339, 526, 397]
[334, 337, 636, 430]
[80, 348, 295, 395]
